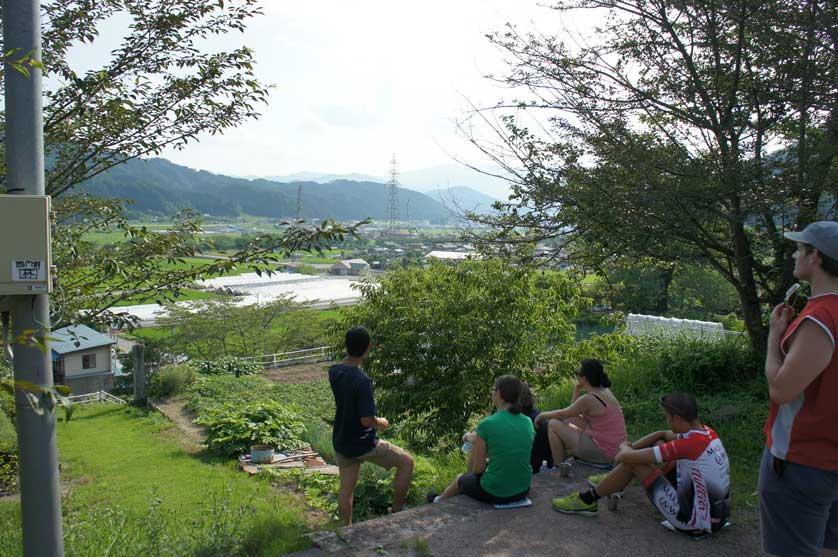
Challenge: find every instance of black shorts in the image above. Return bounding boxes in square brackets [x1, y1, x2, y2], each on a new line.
[458, 473, 529, 505]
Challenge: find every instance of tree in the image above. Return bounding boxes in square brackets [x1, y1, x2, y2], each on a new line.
[0, 2, 365, 329]
[156, 297, 327, 360]
[334, 260, 587, 448]
[466, 0, 837, 347]
[2, 0, 270, 197]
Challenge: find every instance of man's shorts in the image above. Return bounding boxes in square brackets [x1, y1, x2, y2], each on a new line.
[759, 447, 838, 556]
[335, 440, 410, 470]
[642, 462, 695, 532]
[457, 473, 529, 505]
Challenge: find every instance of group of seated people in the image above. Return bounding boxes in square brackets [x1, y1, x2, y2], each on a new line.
[428, 359, 731, 536]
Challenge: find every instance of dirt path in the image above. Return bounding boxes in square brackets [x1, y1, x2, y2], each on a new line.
[263, 362, 329, 384]
[148, 397, 207, 447]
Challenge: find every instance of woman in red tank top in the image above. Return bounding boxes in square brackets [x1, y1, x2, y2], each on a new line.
[534, 359, 628, 464]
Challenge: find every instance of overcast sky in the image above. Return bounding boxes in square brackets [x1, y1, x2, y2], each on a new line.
[68, 1, 597, 183]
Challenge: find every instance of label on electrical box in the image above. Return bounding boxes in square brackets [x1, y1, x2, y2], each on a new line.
[11, 260, 46, 282]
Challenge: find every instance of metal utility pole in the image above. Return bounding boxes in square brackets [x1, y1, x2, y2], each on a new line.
[3, 0, 65, 554]
[387, 155, 399, 235]
[296, 183, 303, 221]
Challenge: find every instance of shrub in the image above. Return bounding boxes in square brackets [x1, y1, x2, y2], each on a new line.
[150, 362, 196, 397]
[184, 375, 335, 425]
[624, 334, 761, 396]
[335, 260, 588, 448]
[197, 401, 307, 457]
[197, 356, 262, 377]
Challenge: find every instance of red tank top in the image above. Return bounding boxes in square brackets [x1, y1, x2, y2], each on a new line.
[763, 293, 838, 470]
[585, 393, 628, 459]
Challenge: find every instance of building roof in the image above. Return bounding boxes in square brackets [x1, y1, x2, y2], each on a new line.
[333, 259, 370, 269]
[425, 251, 478, 260]
[51, 325, 116, 355]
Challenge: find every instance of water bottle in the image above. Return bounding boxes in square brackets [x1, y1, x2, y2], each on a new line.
[461, 441, 473, 453]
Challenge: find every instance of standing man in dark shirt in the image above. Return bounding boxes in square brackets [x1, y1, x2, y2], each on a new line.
[329, 326, 414, 525]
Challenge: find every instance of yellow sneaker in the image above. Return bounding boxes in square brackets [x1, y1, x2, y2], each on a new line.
[551, 492, 598, 517]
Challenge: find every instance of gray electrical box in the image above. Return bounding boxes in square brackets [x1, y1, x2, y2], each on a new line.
[0, 195, 52, 295]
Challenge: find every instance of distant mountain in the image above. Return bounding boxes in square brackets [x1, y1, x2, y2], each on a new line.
[399, 164, 512, 199]
[263, 171, 384, 184]
[255, 163, 513, 200]
[427, 186, 500, 216]
[76, 158, 451, 223]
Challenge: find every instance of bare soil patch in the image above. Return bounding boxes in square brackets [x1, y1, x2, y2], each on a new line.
[149, 397, 207, 448]
[264, 362, 330, 384]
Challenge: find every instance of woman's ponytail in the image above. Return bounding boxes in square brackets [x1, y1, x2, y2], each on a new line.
[580, 359, 611, 388]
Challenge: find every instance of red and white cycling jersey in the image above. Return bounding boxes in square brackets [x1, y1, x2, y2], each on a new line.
[652, 425, 730, 532]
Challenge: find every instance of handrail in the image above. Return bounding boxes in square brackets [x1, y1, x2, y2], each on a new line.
[67, 391, 127, 405]
[239, 346, 332, 368]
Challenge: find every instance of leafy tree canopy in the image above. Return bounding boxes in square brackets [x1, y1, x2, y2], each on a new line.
[0, 1, 365, 328]
[334, 260, 588, 449]
[467, 0, 837, 347]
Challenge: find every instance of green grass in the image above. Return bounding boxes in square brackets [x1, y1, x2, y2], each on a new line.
[113, 288, 220, 307]
[0, 405, 317, 555]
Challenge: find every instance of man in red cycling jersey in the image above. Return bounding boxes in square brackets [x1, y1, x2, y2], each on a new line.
[761, 221, 838, 556]
[552, 392, 730, 535]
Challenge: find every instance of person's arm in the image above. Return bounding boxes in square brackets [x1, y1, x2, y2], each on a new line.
[614, 445, 657, 465]
[534, 395, 594, 427]
[360, 416, 389, 430]
[357, 376, 387, 430]
[766, 311, 833, 405]
[570, 380, 584, 403]
[469, 435, 488, 474]
[625, 430, 676, 450]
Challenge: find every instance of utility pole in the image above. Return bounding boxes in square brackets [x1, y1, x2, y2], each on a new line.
[3, 0, 65, 555]
[296, 183, 303, 221]
[387, 155, 398, 235]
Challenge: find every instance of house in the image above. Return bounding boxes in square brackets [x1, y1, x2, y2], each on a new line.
[330, 259, 371, 276]
[51, 325, 116, 395]
[424, 250, 478, 262]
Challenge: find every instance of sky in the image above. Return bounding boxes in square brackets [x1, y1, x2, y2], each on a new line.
[65, 1, 599, 190]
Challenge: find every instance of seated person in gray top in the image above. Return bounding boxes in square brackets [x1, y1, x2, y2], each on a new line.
[329, 326, 414, 525]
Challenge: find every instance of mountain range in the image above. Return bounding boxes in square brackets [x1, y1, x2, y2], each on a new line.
[77, 157, 501, 222]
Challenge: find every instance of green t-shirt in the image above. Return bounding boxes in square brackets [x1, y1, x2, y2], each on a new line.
[476, 410, 535, 497]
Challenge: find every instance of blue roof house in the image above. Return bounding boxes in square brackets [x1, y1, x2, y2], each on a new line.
[51, 325, 116, 395]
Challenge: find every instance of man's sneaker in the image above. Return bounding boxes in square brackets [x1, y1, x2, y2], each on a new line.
[551, 493, 598, 517]
[426, 491, 439, 504]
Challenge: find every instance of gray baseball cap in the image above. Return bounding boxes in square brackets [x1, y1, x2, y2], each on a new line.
[784, 221, 838, 260]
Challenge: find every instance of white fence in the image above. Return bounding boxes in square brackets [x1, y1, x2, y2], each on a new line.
[626, 313, 743, 340]
[67, 391, 127, 405]
[241, 346, 332, 369]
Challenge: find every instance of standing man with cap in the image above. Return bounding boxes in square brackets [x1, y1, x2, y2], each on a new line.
[761, 221, 838, 556]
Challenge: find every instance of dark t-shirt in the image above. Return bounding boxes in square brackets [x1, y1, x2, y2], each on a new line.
[329, 363, 379, 457]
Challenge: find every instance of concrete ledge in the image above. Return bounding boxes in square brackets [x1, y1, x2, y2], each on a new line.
[296, 462, 761, 556]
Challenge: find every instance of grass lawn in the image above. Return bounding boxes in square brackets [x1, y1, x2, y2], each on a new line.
[113, 288, 220, 307]
[0, 405, 319, 555]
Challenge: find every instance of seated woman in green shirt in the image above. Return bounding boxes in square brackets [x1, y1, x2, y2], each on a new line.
[430, 375, 535, 504]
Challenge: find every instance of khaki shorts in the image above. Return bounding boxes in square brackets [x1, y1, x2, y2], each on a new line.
[335, 440, 409, 470]
[575, 431, 609, 463]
